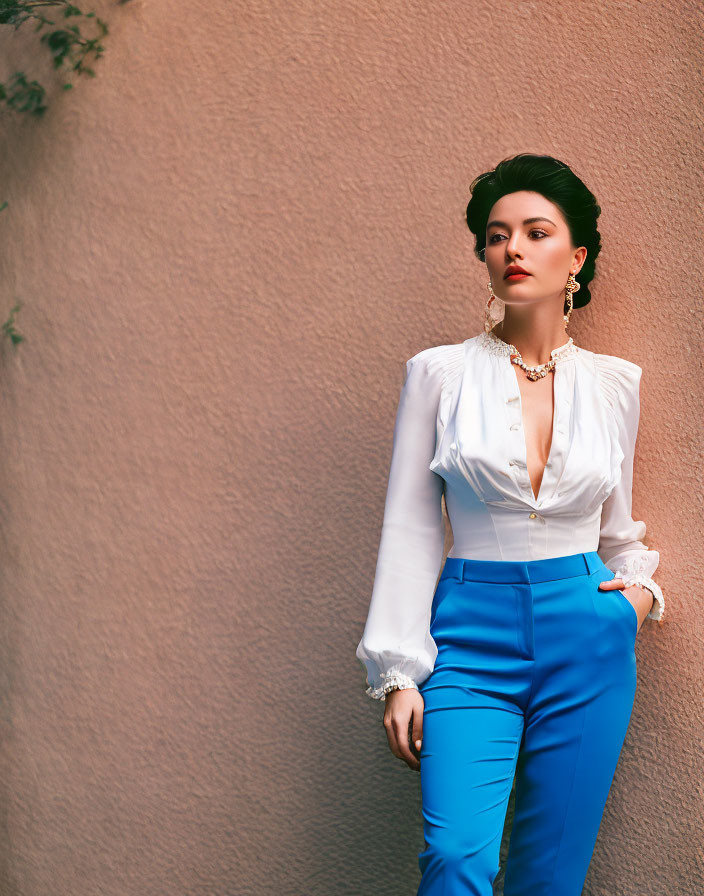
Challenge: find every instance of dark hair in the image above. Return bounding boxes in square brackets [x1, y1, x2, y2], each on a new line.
[466, 153, 601, 308]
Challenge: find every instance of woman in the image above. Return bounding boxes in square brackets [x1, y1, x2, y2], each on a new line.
[355, 153, 665, 895]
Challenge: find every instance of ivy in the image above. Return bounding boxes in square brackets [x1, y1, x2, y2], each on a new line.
[0, 0, 122, 344]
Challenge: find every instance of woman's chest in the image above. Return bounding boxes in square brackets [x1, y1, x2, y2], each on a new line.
[513, 367, 558, 502]
[429, 351, 624, 515]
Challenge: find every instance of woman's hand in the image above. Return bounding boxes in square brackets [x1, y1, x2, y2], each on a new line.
[598, 578, 654, 632]
[383, 687, 425, 772]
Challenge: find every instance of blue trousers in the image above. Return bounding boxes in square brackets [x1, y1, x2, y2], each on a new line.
[416, 551, 637, 896]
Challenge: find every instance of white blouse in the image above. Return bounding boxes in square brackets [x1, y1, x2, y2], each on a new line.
[356, 329, 665, 700]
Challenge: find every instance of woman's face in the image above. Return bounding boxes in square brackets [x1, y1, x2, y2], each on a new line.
[484, 190, 586, 306]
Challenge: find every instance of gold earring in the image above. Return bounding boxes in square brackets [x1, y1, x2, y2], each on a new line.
[484, 280, 503, 333]
[564, 272, 580, 328]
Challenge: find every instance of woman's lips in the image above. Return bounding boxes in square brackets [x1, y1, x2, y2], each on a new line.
[505, 272, 531, 281]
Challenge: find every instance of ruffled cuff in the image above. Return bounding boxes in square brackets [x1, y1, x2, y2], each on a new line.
[365, 668, 419, 701]
[612, 558, 665, 623]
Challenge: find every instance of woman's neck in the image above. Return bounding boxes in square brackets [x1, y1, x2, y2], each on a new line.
[491, 319, 571, 367]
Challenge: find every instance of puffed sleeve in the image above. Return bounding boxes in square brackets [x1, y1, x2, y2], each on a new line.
[355, 348, 447, 699]
[595, 354, 665, 622]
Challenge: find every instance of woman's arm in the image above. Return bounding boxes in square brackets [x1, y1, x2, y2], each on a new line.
[355, 349, 447, 699]
[595, 356, 665, 622]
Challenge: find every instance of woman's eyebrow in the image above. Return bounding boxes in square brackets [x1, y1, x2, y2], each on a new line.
[487, 217, 556, 228]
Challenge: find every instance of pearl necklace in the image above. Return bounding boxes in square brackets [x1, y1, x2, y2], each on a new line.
[483, 328, 577, 381]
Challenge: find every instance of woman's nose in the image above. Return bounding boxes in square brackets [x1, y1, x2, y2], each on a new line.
[506, 235, 525, 257]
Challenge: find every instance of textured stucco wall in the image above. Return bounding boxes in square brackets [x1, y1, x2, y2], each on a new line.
[0, 1, 701, 894]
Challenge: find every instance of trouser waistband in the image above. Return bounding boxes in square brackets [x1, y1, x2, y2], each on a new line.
[441, 551, 604, 585]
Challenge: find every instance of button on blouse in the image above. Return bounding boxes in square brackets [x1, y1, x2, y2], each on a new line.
[355, 329, 665, 701]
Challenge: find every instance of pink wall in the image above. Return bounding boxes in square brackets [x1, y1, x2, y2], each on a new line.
[0, 2, 701, 893]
